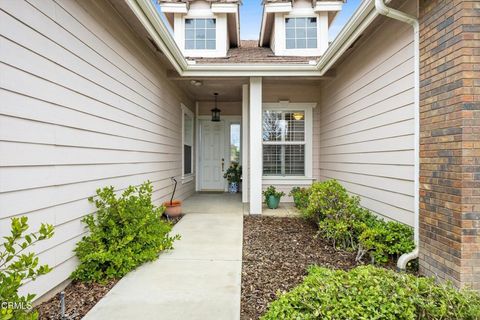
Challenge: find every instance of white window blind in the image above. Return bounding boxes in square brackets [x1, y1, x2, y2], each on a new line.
[263, 111, 306, 176]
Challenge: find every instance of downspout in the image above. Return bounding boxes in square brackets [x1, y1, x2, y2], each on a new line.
[374, 0, 420, 271]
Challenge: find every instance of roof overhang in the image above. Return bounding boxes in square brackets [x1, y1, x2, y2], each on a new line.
[126, 0, 381, 77]
[259, 0, 343, 47]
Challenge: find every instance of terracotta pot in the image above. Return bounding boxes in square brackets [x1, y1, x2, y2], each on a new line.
[163, 200, 182, 217]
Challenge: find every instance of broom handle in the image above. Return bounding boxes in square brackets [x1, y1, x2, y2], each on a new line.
[170, 177, 177, 205]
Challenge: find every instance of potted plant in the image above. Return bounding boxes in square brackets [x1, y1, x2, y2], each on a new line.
[223, 162, 242, 193]
[163, 177, 182, 217]
[263, 185, 285, 209]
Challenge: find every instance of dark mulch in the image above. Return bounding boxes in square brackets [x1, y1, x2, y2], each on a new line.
[35, 214, 183, 320]
[36, 279, 119, 320]
[241, 216, 358, 320]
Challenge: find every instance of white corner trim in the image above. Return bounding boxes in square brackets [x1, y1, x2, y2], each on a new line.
[182, 174, 194, 184]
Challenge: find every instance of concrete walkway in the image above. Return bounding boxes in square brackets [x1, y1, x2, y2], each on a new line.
[83, 193, 243, 320]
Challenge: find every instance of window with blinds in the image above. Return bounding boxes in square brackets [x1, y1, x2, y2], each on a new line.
[263, 110, 305, 176]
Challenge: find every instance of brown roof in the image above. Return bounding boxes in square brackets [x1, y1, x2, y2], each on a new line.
[190, 40, 318, 64]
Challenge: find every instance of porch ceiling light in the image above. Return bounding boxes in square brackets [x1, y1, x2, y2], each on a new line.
[211, 93, 221, 122]
[293, 112, 304, 121]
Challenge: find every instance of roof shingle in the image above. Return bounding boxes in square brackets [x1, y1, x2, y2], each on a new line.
[190, 40, 318, 64]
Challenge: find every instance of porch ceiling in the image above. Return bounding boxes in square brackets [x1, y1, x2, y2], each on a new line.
[170, 76, 325, 102]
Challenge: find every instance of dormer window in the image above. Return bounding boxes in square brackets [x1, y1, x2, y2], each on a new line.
[285, 17, 317, 49]
[185, 18, 216, 50]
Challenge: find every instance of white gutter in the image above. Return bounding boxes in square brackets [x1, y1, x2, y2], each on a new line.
[374, 0, 420, 271]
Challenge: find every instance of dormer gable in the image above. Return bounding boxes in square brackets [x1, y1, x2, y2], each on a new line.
[158, 0, 240, 58]
[260, 0, 344, 57]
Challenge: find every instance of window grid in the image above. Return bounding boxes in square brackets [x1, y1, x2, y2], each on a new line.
[185, 18, 216, 50]
[285, 17, 317, 49]
[262, 110, 306, 176]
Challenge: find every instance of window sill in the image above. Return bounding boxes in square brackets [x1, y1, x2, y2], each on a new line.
[182, 174, 194, 184]
[262, 177, 315, 185]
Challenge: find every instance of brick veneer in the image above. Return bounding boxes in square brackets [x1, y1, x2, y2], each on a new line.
[419, 0, 480, 289]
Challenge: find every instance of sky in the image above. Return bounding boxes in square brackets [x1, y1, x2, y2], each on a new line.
[239, 0, 362, 41]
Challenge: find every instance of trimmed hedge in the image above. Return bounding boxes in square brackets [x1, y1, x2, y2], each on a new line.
[262, 265, 480, 320]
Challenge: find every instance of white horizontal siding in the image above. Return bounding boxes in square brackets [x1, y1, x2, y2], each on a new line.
[318, 14, 415, 226]
[0, 0, 194, 299]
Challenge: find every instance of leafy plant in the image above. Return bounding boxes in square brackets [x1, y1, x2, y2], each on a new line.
[0, 217, 54, 320]
[305, 179, 414, 264]
[288, 187, 311, 209]
[71, 181, 180, 283]
[305, 180, 358, 222]
[262, 265, 480, 320]
[263, 186, 285, 204]
[223, 162, 242, 183]
[357, 220, 415, 264]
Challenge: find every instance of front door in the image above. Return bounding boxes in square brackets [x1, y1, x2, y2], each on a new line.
[200, 120, 225, 190]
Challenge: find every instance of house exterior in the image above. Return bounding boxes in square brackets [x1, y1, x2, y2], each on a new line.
[0, 0, 478, 301]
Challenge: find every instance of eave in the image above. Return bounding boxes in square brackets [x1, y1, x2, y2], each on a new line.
[127, 0, 380, 78]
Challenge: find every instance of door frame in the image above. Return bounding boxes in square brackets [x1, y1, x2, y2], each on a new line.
[196, 115, 242, 191]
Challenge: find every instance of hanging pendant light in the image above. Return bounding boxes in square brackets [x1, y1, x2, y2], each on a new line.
[211, 93, 221, 122]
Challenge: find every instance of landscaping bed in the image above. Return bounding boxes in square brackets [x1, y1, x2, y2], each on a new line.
[241, 216, 358, 320]
[35, 213, 182, 320]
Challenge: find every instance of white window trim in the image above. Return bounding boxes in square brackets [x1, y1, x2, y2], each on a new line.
[285, 16, 318, 50]
[181, 103, 194, 184]
[262, 101, 316, 181]
[184, 18, 217, 51]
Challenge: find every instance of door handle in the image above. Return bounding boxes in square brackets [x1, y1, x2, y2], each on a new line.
[221, 158, 225, 171]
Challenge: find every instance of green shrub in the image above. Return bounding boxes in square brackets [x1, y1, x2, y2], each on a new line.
[262, 265, 480, 320]
[71, 181, 179, 283]
[305, 180, 358, 222]
[288, 187, 311, 209]
[357, 220, 415, 264]
[0, 217, 54, 320]
[306, 179, 414, 264]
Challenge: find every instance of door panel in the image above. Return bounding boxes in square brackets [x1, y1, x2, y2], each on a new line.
[201, 120, 225, 190]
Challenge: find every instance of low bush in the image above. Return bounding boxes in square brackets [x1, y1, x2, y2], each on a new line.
[0, 217, 54, 320]
[306, 179, 414, 264]
[305, 180, 358, 222]
[288, 187, 311, 209]
[71, 181, 179, 283]
[262, 265, 480, 320]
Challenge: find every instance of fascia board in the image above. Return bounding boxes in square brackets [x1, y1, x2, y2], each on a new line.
[314, 1, 343, 12]
[211, 3, 238, 13]
[132, 0, 379, 78]
[316, 0, 377, 72]
[128, 0, 188, 73]
[264, 3, 292, 13]
[159, 3, 188, 13]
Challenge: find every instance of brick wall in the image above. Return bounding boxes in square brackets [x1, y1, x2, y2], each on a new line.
[419, 0, 480, 289]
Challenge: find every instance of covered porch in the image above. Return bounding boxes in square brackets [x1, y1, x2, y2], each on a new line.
[174, 76, 321, 215]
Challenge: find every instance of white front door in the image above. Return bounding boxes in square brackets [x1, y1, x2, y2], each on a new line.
[200, 120, 225, 190]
